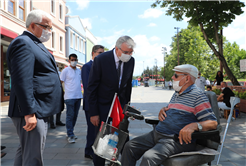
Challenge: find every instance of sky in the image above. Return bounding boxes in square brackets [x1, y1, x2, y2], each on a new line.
[66, 0, 246, 76]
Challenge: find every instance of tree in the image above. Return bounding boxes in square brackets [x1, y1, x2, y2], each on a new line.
[152, 1, 245, 85]
[162, 25, 212, 81]
[224, 42, 246, 79]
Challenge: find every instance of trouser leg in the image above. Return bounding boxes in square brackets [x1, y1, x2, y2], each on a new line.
[140, 130, 196, 166]
[56, 112, 61, 123]
[84, 110, 95, 156]
[65, 99, 75, 137]
[72, 99, 81, 128]
[49, 115, 54, 126]
[121, 130, 156, 166]
[12, 117, 48, 166]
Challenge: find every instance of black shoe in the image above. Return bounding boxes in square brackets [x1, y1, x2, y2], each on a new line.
[1, 152, 6, 158]
[84, 154, 93, 159]
[56, 121, 65, 126]
[50, 124, 56, 129]
[1, 146, 6, 150]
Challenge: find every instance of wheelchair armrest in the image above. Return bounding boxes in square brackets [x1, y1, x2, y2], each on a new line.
[192, 126, 221, 144]
[145, 118, 159, 125]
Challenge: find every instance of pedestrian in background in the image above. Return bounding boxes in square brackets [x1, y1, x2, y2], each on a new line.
[87, 36, 136, 166]
[60, 54, 82, 144]
[6, 9, 64, 166]
[217, 82, 235, 109]
[81, 45, 105, 159]
[49, 63, 65, 129]
[207, 85, 212, 91]
[168, 80, 172, 90]
[195, 71, 206, 91]
[213, 71, 226, 86]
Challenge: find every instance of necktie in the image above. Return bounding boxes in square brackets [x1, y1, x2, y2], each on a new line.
[117, 60, 122, 80]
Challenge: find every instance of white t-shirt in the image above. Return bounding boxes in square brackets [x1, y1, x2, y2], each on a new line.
[60, 66, 82, 100]
[195, 76, 206, 91]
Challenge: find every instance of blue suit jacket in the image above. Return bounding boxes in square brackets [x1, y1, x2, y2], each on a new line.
[81, 60, 93, 111]
[7, 31, 64, 118]
[87, 49, 135, 121]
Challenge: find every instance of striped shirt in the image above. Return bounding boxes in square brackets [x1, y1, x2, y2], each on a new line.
[156, 84, 217, 135]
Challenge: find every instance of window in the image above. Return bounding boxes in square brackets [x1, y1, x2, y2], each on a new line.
[51, 0, 55, 15]
[59, 35, 63, 52]
[83, 40, 85, 54]
[79, 38, 82, 52]
[59, 3, 63, 21]
[8, 0, 15, 15]
[51, 31, 55, 49]
[19, 0, 25, 21]
[75, 34, 78, 50]
[70, 31, 73, 48]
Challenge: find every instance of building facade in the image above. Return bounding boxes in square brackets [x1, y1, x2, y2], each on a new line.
[85, 27, 97, 63]
[1, 0, 30, 102]
[32, 0, 68, 71]
[65, 15, 86, 67]
[0, 0, 67, 102]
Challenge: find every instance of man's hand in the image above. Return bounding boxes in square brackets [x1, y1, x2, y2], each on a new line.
[23, 114, 37, 132]
[178, 123, 197, 145]
[90, 115, 100, 126]
[158, 107, 169, 121]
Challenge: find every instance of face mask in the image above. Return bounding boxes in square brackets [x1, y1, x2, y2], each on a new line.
[221, 87, 225, 90]
[119, 53, 131, 62]
[172, 76, 186, 92]
[38, 29, 51, 43]
[70, 61, 78, 67]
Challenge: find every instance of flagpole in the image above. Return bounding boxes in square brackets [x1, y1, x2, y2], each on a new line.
[106, 93, 117, 124]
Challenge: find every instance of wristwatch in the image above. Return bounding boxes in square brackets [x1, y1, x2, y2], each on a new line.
[197, 122, 203, 131]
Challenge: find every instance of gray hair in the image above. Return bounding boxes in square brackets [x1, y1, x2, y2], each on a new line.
[115, 36, 136, 49]
[92, 45, 104, 53]
[26, 9, 52, 28]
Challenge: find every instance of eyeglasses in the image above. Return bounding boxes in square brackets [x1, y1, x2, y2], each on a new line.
[119, 48, 134, 55]
[173, 73, 187, 79]
[35, 23, 53, 31]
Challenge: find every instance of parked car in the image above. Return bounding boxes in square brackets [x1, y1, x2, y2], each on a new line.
[226, 81, 246, 86]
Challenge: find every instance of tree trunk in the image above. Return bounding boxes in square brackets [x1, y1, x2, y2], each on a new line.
[199, 23, 240, 85]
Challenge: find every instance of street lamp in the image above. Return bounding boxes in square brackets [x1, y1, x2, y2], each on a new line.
[155, 59, 157, 86]
[174, 27, 180, 65]
[162, 47, 167, 84]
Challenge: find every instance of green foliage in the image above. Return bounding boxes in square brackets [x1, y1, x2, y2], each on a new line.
[164, 25, 212, 80]
[152, 1, 245, 42]
[223, 42, 246, 79]
[212, 88, 221, 95]
[233, 91, 246, 99]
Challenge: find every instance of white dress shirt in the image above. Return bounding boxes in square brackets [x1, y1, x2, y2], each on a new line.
[113, 49, 124, 87]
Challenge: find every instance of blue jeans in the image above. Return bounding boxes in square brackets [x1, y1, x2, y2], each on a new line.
[65, 99, 81, 137]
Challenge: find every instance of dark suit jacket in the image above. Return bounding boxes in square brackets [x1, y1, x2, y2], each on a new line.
[81, 60, 93, 111]
[7, 31, 64, 118]
[87, 49, 134, 121]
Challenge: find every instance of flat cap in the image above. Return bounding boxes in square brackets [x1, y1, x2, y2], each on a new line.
[173, 64, 198, 78]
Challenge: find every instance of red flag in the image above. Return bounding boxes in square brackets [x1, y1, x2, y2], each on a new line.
[110, 96, 124, 128]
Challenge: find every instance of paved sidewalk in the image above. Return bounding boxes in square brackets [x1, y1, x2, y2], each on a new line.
[1, 86, 246, 166]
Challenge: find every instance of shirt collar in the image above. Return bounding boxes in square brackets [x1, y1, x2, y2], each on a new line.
[113, 49, 120, 63]
[177, 84, 196, 95]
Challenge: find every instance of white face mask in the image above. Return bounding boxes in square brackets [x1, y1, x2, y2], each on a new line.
[221, 87, 225, 90]
[38, 29, 51, 43]
[70, 61, 78, 67]
[173, 76, 186, 92]
[119, 53, 131, 62]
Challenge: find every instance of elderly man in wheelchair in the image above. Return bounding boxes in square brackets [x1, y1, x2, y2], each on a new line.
[121, 64, 218, 166]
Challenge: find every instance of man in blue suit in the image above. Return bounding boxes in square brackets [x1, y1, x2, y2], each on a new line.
[6, 10, 64, 166]
[87, 36, 136, 166]
[81, 45, 105, 159]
